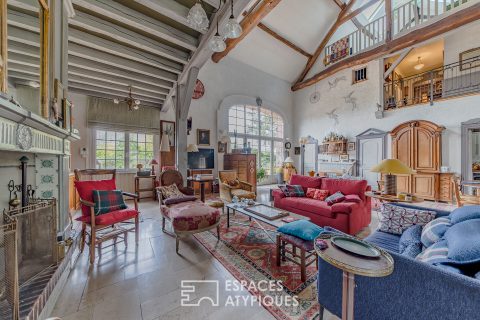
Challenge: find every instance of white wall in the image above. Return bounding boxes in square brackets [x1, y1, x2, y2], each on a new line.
[69, 92, 89, 170]
[292, 24, 480, 175]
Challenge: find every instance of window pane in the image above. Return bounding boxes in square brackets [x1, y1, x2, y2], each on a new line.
[273, 141, 284, 169]
[106, 131, 116, 140]
[95, 130, 126, 169]
[116, 132, 125, 141]
[96, 130, 105, 139]
[260, 140, 272, 175]
[230, 136, 244, 150]
[272, 112, 284, 139]
[245, 106, 259, 135]
[260, 108, 273, 137]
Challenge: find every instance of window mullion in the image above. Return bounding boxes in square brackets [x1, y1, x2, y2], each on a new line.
[125, 133, 130, 169]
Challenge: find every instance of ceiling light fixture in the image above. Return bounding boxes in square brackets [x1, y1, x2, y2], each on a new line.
[187, 0, 209, 32]
[125, 86, 140, 111]
[209, 14, 226, 52]
[222, 0, 242, 39]
[414, 56, 425, 70]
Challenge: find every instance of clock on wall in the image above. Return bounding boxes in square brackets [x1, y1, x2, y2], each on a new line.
[192, 79, 205, 99]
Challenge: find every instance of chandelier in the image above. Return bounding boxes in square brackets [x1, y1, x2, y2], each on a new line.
[187, 0, 242, 52]
[118, 86, 140, 111]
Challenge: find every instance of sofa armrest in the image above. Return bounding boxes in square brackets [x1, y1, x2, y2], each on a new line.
[80, 199, 95, 207]
[331, 202, 357, 214]
[271, 189, 285, 200]
[122, 191, 138, 199]
[318, 248, 480, 320]
[239, 181, 254, 192]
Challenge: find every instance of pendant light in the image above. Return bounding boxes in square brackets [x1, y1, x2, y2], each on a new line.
[187, 0, 209, 32]
[222, 0, 242, 39]
[210, 15, 226, 52]
[414, 56, 425, 70]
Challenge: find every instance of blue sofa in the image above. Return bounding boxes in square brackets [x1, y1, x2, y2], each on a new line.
[317, 204, 480, 320]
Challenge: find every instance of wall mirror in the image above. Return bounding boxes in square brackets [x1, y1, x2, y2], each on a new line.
[2, 0, 49, 118]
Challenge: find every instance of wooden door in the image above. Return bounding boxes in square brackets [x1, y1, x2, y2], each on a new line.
[359, 137, 384, 189]
[392, 126, 413, 168]
[414, 126, 439, 172]
[412, 173, 438, 200]
[396, 174, 411, 194]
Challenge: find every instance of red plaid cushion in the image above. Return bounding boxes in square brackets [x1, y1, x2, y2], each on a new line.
[93, 190, 127, 215]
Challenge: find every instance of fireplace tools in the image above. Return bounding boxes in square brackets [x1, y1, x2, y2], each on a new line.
[7, 157, 36, 210]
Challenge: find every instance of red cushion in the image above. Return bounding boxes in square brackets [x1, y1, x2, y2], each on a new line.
[313, 189, 329, 201]
[289, 175, 322, 191]
[344, 194, 362, 203]
[76, 208, 138, 225]
[74, 179, 117, 217]
[321, 178, 368, 201]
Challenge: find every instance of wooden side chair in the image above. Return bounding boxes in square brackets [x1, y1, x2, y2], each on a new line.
[452, 176, 480, 207]
[74, 169, 139, 264]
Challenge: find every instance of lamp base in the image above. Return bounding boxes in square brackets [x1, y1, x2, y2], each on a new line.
[383, 174, 397, 196]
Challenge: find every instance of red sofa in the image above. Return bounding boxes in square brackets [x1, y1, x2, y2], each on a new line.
[272, 175, 371, 235]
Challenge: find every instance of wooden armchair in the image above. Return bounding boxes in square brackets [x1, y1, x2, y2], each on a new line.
[218, 170, 256, 202]
[74, 169, 139, 264]
[452, 176, 480, 207]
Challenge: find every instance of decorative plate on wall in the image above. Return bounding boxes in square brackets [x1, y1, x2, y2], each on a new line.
[192, 79, 205, 99]
[310, 91, 320, 104]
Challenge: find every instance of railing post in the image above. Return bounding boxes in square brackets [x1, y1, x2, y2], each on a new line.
[429, 71, 434, 106]
[385, 0, 392, 41]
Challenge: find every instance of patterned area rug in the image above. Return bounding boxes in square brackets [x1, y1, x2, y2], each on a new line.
[194, 214, 319, 320]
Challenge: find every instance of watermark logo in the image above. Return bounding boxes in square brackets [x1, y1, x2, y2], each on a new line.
[181, 280, 219, 307]
[180, 279, 298, 308]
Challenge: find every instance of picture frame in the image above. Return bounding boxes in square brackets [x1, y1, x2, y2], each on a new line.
[347, 142, 356, 151]
[62, 98, 72, 132]
[294, 147, 301, 155]
[459, 47, 480, 71]
[340, 154, 349, 162]
[218, 141, 227, 153]
[197, 129, 210, 146]
[160, 120, 175, 147]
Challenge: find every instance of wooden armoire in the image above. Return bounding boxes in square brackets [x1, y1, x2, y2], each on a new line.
[223, 154, 257, 191]
[390, 120, 453, 202]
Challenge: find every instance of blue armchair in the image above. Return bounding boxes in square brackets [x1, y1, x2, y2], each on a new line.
[317, 204, 480, 320]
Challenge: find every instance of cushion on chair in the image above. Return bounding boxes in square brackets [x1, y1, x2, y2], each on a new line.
[416, 240, 449, 264]
[231, 189, 256, 199]
[277, 220, 324, 241]
[313, 189, 329, 201]
[325, 191, 345, 205]
[449, 206, 480, 224]
[158, 184, 184, 199]
[161, 200, 221, 232]
[421, 217, 452, 248]
[399, 225, 423, 257]
[379, 204, 436, 235]
[164, 195, 197, 205]
[75, 179, 117, 217]
[93, 190, 127, 215]
[76, 208, 138, 225]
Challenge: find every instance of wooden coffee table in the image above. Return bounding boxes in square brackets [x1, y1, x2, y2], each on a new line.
[365, 191, 424, 203]
[225, 202, 310, 242]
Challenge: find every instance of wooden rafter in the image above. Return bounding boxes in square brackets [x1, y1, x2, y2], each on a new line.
[339, 0, 380, 25]
[294, 0, 358, 84]
[292, 1, 480, 91]
[332, 0, 375, 41]
[211, 0, 282, 63]
[385, 0, 392, 41]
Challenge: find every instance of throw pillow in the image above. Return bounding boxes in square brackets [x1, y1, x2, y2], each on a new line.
[421, 217, 452, 248]
[164, 195, 197, 205]
[92, 190, 127, 216]
[286, 185, 305, 197]
[399, 225, 423, 253]
[445, 219, 480, 263]
[313, 189, 329, 201]
[401, 243, 423, 258]
[227, 179, 240, 187]
[475, 271, 480, 280]
[306, 188, 317, 198]
[278, 185, 291, 197]
[344, 194, 362, 203]
[450, 206, 480, 224]
[158, 184, 184, 199]
[277, 220, 324, 241]
[378, 204, 436, 235]
[325, 191, 345, 206]
[416, 240, 449, 264]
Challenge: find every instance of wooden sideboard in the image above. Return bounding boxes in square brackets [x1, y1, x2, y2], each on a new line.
[187, 169, 213, 195]
[391, 120, 453, 202]
[223, 154, 257, 191]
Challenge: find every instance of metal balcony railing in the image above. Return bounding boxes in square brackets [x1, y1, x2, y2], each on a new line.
[383, 55, 480, 110]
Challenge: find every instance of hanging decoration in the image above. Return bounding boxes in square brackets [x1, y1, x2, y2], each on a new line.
[192, 79, 205, 99]
[343, 91, 358, 111]
[309, 83, 320, 104]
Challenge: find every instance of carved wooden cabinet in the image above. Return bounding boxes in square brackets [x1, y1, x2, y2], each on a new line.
[223, 154, 257, 191]
[391, 120, 451, 201]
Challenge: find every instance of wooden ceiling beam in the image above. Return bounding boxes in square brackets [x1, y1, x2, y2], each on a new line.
[69, 11, 188, 65]
[8, 62, 39, 76]
[7, 26, 40, 47]
[331, 0, 375, 40]
[8, 41, 39, 58]
[7, 9, 39, 33]
[68, 56, 173, 90]
[211, 0, 283, 63]
[8, 71, 39, 82]
[72, 0, 198, 51]
[68, 88, 162, 108]
[294, 0, 357, 83]
[292, 2, 480, 91]
[338, 0, 380, 25]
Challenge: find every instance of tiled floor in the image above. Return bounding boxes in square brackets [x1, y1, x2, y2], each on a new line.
[50, 186, 454, 320]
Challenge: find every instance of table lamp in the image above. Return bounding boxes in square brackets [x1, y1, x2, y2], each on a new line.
[149, 159, 158, 176]
[371, 159, 415, 195]
[187, 144, 199, 152]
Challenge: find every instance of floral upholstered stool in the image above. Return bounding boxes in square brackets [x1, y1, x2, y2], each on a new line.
[206, 200, 225, 213]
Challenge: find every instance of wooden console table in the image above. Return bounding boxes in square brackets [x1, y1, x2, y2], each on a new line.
[135, 175, 157, 201]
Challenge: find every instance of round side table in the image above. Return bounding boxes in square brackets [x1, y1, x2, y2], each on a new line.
[315, 234, 394, 320]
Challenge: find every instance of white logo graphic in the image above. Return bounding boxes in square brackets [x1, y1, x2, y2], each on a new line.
[181, 280, 219, 307]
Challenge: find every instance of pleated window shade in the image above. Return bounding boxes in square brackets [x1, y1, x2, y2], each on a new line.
[87, 97, 161, 134]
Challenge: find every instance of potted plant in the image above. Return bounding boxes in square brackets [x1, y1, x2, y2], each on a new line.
[256, 167, 266, 182]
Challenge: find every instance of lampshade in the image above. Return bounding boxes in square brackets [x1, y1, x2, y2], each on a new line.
[149, 159, 158, 165]
[187, 2, 209, 32]
[414, 56, 424, 70]
[187, 144, 199, 152]
[371, 159, 415, 174]
[284, 157, 294, 164]
[209, 34, 226, 52]
[160, 134, 170, 152]
[222, 17, 242, 39]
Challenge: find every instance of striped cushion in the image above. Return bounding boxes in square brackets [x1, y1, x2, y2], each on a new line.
[416, 240, 449, 264]
[421, 217, 452, 248]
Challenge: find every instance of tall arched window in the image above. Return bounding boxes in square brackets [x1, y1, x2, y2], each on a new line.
[228, 105, 284, 176]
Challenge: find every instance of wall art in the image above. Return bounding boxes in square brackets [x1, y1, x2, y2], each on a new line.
[326, 109, 339, 126]
[343, 91, 358, 111]
[328, 76, 346, 90]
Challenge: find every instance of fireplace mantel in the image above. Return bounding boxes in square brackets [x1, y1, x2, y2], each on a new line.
[0, 95, 79, 155]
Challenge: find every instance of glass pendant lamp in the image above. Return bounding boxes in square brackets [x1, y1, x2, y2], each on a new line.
[187, 1, 209, 32]
[222, 0, 242, 39]
[210, 16, 226, 52]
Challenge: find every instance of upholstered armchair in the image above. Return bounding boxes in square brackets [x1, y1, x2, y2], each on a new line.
[159, 169, 194, 198]
[218, 170, 256, 202]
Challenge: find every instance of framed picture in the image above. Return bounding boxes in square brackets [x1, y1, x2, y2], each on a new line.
[62, 98, 72, 132]
[218, 141, 227, 153]
[160, 120, 175, 147]
[347, 142, 356, 151]
[197, 129, 210, 146]
[294, 147, 301, 155]
[460, 47, 480, 71]
[340, 154, 349, 162]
